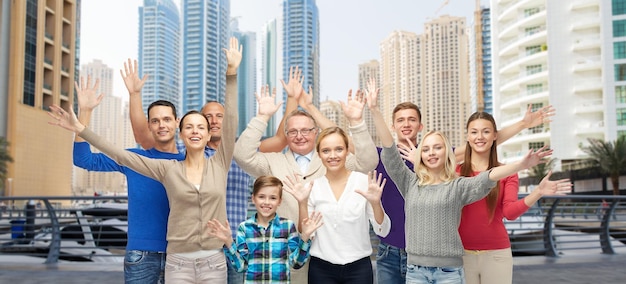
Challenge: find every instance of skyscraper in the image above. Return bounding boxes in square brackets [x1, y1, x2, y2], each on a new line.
[3, 0, 80, 196]
[259, 18, 282, 135]
[181, 0, 230, 113]
[138, 0, 181, 114]
[282, 0, 320, 107]
[470, 6, 493, 114]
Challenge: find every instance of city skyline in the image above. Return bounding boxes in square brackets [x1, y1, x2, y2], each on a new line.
[80, 0, 480, 103]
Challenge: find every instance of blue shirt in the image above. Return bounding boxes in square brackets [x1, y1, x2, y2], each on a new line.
[73, 141, 184, 252]
[225, 214, 311, 283]
[177, 141, 250, 238]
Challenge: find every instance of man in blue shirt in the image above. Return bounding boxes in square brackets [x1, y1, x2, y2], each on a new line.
[73, 75, 183, 284]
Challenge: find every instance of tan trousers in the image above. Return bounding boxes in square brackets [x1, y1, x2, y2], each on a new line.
[165, 252, 228, 283]
[462, 247, 513, 284]
[291, 260, 309, 283]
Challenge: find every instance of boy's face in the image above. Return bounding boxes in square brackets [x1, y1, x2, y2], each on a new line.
[252, 186, 282, 219]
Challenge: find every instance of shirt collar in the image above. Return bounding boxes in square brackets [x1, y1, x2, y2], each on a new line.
[294, 151, 314, 161]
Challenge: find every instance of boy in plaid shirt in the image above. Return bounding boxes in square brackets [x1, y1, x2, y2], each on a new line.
[207, 176, 323, 283]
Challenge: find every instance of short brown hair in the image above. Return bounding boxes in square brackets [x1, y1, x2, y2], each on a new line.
[253, 176, 283, 198]
[392, 102, 422, 122]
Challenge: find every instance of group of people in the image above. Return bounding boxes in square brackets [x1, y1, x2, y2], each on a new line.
[48, 38, 572, 284]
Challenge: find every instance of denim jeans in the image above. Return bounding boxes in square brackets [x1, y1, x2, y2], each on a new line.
[124, 250, 166, 284]
[227, 259, 244, 284]
[376, 242, 407, 284]
[406, 264, 465, 284]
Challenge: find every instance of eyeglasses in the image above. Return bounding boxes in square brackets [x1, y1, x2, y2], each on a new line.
[285, 127, 317, 137]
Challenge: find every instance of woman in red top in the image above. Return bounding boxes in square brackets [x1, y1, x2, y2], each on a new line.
[457, 111, 571, 284]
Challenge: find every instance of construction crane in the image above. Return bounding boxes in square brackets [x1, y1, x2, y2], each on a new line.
[434, 0, 450, 16]
[427, 0, 450, 20]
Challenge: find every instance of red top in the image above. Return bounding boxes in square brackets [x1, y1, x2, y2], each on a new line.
[456, 165, 529, 250]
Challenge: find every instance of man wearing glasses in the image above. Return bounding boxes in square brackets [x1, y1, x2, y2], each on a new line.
[234, 68, 378, 284]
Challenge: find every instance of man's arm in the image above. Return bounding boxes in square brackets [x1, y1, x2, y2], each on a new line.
[234, 86, 283, 178]
[299, 86, 336, 130]
[454, 105, 555, 162]
[120, 59, 152, 149]
[342, 89, 378, 172]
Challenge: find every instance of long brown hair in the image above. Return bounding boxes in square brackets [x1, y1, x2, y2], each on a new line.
[459, 112, 501, 222]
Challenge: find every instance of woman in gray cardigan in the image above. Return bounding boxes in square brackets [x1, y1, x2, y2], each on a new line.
[364, 78, 553, 284]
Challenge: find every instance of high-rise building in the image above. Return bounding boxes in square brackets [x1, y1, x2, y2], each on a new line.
[470, 5, 493, 114]
[358, 60, 381, 146]
[73, 60, 133, 196]
[138, 0, 181, 114]
[379, 31, 421, 132]
[181, 0, 230, 113]
[282, 0, 320, 107]
[491, 0, 606, 170]
[421, 16, 471, 148]
[231, 18, 257, 136]
[3, 0, 80, 197]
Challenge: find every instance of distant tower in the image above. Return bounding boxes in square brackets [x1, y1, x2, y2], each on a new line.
[75, 60, 129, 195]
[421, 16, 470, 148]
[259, 18, 282, 136]
[319, 100, 347, 131]
[138, 0, 181, 114]
[282, 0, 320, 107]
[181, 0, 230, 113]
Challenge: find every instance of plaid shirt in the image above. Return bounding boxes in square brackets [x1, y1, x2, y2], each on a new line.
[225, 214, 311, 283]
[177, 142, 250, 238]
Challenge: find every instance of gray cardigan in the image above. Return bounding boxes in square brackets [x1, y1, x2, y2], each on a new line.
[381, 143, 496, 267]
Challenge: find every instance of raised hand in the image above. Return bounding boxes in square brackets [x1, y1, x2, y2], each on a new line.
[298, 86, 314, 109]
[364, 77, 380, 110]
[224, 37, 243, 75]
[519, 146, 553, 170]
[256, 85, 283, 118]
[536, 171, 572, 196]
[47, 104, 83, 133]
[522, 104, 555, 129]
[75, 76, 104, 112]
[206, 219, 233, 247]
[280, 66, 304, 101]
[282, 173, 313, 203]
[356, 170, 386, 203]
[398, 136, 417, 164]
[340, 89, 366, 125]
[120, 59, 148, 96]
[299, 211, 323, 242]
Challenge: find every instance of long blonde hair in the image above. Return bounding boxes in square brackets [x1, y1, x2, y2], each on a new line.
[415, 130, 457, 185]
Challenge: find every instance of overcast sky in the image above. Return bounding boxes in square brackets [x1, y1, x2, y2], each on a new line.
[80, 0, 481, 103]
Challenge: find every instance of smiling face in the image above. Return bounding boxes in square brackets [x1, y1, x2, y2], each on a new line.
[391, 107, 423, 145]
[286, 114, 318, 155]
[201, 102, 225, 141]
[419, 133, 448, 172]
[252, 185, 282, 222]
[147, 105, 178, 145]
[316, 130, 349, 171]
[178, 112, 210, 151]
[467, 118, 497, 155]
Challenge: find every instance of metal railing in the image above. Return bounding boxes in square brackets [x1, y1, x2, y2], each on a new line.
[0, 196, 128, 264]
[1, 195, 624, 264]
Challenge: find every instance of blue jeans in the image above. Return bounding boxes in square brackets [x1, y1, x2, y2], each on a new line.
[406, 264, 465, 284]
[227, 258, 244, 284]
[376, 242, 407, 284]
[124, 250, 166, 284]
